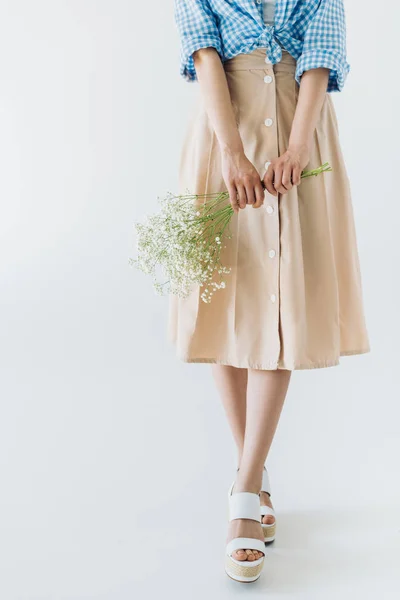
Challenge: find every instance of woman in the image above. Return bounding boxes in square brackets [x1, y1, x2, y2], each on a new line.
[169, 0, 370, 583]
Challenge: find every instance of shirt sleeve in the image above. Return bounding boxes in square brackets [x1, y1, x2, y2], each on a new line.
[174, 0, 222, 82]
[295, 0, 350, 92]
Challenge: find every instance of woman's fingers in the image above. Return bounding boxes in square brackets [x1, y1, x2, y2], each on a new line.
[244, 178, 256, 206]
[274, 161, 296, 195]
[282, 162, 293, 192]
[236, 183, 248, 209]
[264, 165, 277, 196]
[292, 164, 301, 186]
[273, 163, 284, 194]
[261, 152, 305, 199]
[253, 180, 265, 208]
[228, 182, 239, 213]
[229, 180, 265, 212]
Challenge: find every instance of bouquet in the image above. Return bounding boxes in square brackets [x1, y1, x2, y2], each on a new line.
[130, 162, 332, 304]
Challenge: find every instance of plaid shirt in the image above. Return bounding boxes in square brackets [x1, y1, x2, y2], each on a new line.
[174, 0, 350, 92]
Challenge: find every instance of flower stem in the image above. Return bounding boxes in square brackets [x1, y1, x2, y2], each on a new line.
[300, 161, 332, 178]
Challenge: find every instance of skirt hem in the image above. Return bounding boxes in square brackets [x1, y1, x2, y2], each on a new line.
[173, 347, 371, 371]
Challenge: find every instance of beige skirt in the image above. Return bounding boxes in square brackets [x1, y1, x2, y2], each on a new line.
[168, 47, 370, 370]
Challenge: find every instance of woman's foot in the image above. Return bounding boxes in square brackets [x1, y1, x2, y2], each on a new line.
[226, 483, 265, 561]
[259, 490, 275, 526]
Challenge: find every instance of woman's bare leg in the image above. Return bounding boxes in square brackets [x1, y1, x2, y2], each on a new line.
[212, 365, 292, 561]
[211, 365, 247, 461]
[237, 368, 291, 488]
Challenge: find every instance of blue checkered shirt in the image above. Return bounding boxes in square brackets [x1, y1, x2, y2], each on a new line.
[174, 0, 350, 92]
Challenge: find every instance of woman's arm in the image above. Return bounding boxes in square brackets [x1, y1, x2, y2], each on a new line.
[264, 0, 349, 195]
[193, 48, 265, 213]
[263, 67, 330, 196]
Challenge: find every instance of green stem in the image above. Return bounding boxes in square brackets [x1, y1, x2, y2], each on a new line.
[300, 161, 332, 179]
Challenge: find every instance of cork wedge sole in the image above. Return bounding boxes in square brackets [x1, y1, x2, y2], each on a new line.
[225, 553, 264, 583]
[262, 521, 276, 543]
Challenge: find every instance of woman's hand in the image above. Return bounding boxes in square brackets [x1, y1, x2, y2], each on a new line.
[263, 143, 310, 196]
[221, 147, 265, 213]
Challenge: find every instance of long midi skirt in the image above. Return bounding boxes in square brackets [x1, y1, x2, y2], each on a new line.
[168, 47, 370, 370]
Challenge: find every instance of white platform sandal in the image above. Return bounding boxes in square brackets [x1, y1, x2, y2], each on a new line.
[232, 465, 276, 543]
[260, 466, 276, 543]
[225, 482, 266, 583]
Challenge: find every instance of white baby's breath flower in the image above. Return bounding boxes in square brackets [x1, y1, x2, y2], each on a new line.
[130, 189, 233, 303]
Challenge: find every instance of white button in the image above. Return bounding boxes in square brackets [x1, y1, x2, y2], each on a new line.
[269, 249, 276, 258]
[264, 118, 273, 127]
[270, 294, 276, 303]
[264, 161, 271, 170]
[265, 56, 272, 64]
[264, 75, 272, 83]
[266, 205, 274, 214]
[257, 0, 262, 3]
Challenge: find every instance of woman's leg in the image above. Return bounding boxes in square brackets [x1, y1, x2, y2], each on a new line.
[212, 365, 292, 561]
[211, 365, 248, 460]
[237, 368, 291, 487]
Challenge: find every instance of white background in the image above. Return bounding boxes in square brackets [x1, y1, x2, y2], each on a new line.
[0, 1, 399, 598]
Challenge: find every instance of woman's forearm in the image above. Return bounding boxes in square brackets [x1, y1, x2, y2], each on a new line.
[288, 68, 330, 151]
[192, 47, 265, 211]
[263, 67, 330, 195]
[193, 47, 243, 155]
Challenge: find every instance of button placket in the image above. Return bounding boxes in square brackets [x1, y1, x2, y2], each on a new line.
[261, 61, 281, 361]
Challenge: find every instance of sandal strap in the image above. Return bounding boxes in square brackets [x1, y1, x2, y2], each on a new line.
[226, 537, 266, 556]
[228, 491, 261, 522]
[260, 505, 275, 518]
